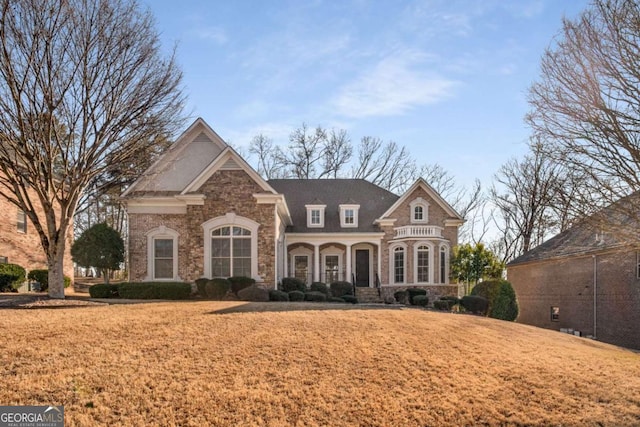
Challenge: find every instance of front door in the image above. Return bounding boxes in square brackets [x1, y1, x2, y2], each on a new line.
[355, 249, 370, 287]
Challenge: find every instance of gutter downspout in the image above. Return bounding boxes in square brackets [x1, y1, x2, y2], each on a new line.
[593, 255, 597, 339]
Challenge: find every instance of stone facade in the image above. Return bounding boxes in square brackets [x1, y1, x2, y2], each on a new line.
[0, 192, 74, 280]
[508, 249, 640, 350]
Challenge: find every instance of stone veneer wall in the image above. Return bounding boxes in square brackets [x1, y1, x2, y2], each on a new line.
[0, 191, 74, 280]
[508, 249, 640, 350]
[128, 170, 277, 287]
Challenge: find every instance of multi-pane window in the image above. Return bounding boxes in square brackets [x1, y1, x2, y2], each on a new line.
[344, 209, 354, 225]
[394, 247, 405, 284]
[310, 210, 321, 225]
[154, 239, 174, 279]
[417, 245, 430, 283]
[294, 255, 309, 283]
[414, 206, 424, 221]
[325, 255, 339, 283]
[440, 246, 447, 283]
[16, 209, 26, 233]
[211, 226, 251, 277]
[0, 256, 7, 264]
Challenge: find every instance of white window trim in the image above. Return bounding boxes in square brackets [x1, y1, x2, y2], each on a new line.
[289, 246, 313, 282]
[146, 226, 180, 281]
[439, 243, 450, 284]
[389, 242, 408, 285]
[410, 197, 429, 224]
[339, 204, 360, 228]
[202, 212, 260, 280]
[305, 204, 326, 228]
[414, 241, 434, 284]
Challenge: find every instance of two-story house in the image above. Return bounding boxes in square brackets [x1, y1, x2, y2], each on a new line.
[122, 119, 464, 301]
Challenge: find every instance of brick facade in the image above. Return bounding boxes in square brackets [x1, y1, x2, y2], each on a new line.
[508, 249, 640, 350]
[0, 192, 74, 280]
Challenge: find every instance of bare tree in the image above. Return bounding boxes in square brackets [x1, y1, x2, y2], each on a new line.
[249, 134, 285, 179]
[527, 0, 640, 229]
[351, 136, 417, 193]
[490, 142, 562, 262]
[0, 0, 184, 298]
[322, 129, 352, 178]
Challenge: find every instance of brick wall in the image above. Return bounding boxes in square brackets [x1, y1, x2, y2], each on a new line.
[128, 169, 277, 286]
[508, 249, 640, 350]
[0, 193, 74, 280]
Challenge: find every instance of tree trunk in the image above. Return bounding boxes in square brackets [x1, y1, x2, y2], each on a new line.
[47, 239, 67, 299]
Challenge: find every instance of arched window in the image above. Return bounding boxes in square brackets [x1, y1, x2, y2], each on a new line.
[416, 245, 430, 283]
[414, 206, 424, 221]
[409, 197, 429, 223]
[211, 226, 252, 277]
[393, 246, 405, 284]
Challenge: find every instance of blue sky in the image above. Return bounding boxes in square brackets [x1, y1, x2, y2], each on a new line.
[143, 0, 589, 190]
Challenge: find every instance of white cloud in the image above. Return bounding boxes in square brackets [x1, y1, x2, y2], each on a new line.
[191, 26, 228, 45]
[332, 51, 458, 118]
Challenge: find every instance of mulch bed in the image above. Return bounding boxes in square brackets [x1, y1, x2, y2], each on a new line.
[0, 294, 107, 308]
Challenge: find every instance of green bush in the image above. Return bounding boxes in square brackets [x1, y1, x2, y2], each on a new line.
[0, 263, 25, 292]
[238, 284, 269, 302]
[195, 278, 209, 296]
[328, 296, 345, 303]
[491, 282, 519, 321]
[118, 282, 191, 300]
[460, 295, 489, 315]
[407, 288, 427, 305]
[471, 279, 518, 320]
[204, 278, 230, 300]
[228, 276, 256, 295]
[440, 295, 460, 304]
[330, 281, 353, 297]
[281, 277, 306, 293]
[412, 295, 429, 307]
[288, 290, 305, 301]
[341, 295, 358, 304]
[304, 291, 327, 302]
[310, 281, 328, 295]
[393, 290, 409, 304]
[434, 300, 452, 310]
[269, 289, 289, 301]
[89, 283, 119, 298]
[26, 269, 71, 291]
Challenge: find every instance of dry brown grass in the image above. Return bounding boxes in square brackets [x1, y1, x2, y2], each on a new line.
[1, 301, 639, 426]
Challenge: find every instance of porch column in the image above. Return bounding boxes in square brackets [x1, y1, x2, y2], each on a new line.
[345, 244, 352, 283]
[283, 242, 288, 284]
[313, 244, 320, 282]
[377, 242, 382, 286]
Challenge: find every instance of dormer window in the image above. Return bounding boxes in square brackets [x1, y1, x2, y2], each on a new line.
[340, 204, 359, 228]
[410, 197, 429, 223]
[306, 203, 326, 228]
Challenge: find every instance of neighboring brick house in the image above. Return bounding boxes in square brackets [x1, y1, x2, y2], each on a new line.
[122, 118, 464, 301]
[507, 204, 640, 350]
[0, 180, 74, 282]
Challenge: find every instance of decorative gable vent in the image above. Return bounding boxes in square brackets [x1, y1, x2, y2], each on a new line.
[220, 158, 241, 170]
[193, 132, 212, 143]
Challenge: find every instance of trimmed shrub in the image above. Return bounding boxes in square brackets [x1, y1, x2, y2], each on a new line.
[394, 290, 409, 305]
[341, 295, 358, 304]
[26, 269, 71, 291]
[269, 289, 289, 301]
[281, 277, 306, 293]
[204, 278, 230, 300]
[288, 290, 305, 302]
[440, 295, 460, 304]
[238, 284, 269, 302]
[471, 280, 502, 314]
[491, 281, 519, 321]
[328, 296, 345, 303]
[304, 291, 327, 302]
[89, 283, 119, 298]
[228, 276, 256, 295]
[413, 295, 429, 307]
[330, 281, 353, 297]
[117, 282, 191, 300]
[407, 288, 427, 305]
[433, 300, 451, 310]
[0, 263, 25, 292]
[310, 281, 328, 295]
[195, 278, 209, 296]
[460, 295, 489, 315]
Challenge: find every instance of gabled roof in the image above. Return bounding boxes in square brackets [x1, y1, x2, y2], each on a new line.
[122, 118, 228, 197]
[508, 193, 640, 266]
[268, 179, 398, 233]
[378, 178, 463, 223]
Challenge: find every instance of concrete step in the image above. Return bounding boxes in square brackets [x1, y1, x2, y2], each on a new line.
[355, 287, 383, 303]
